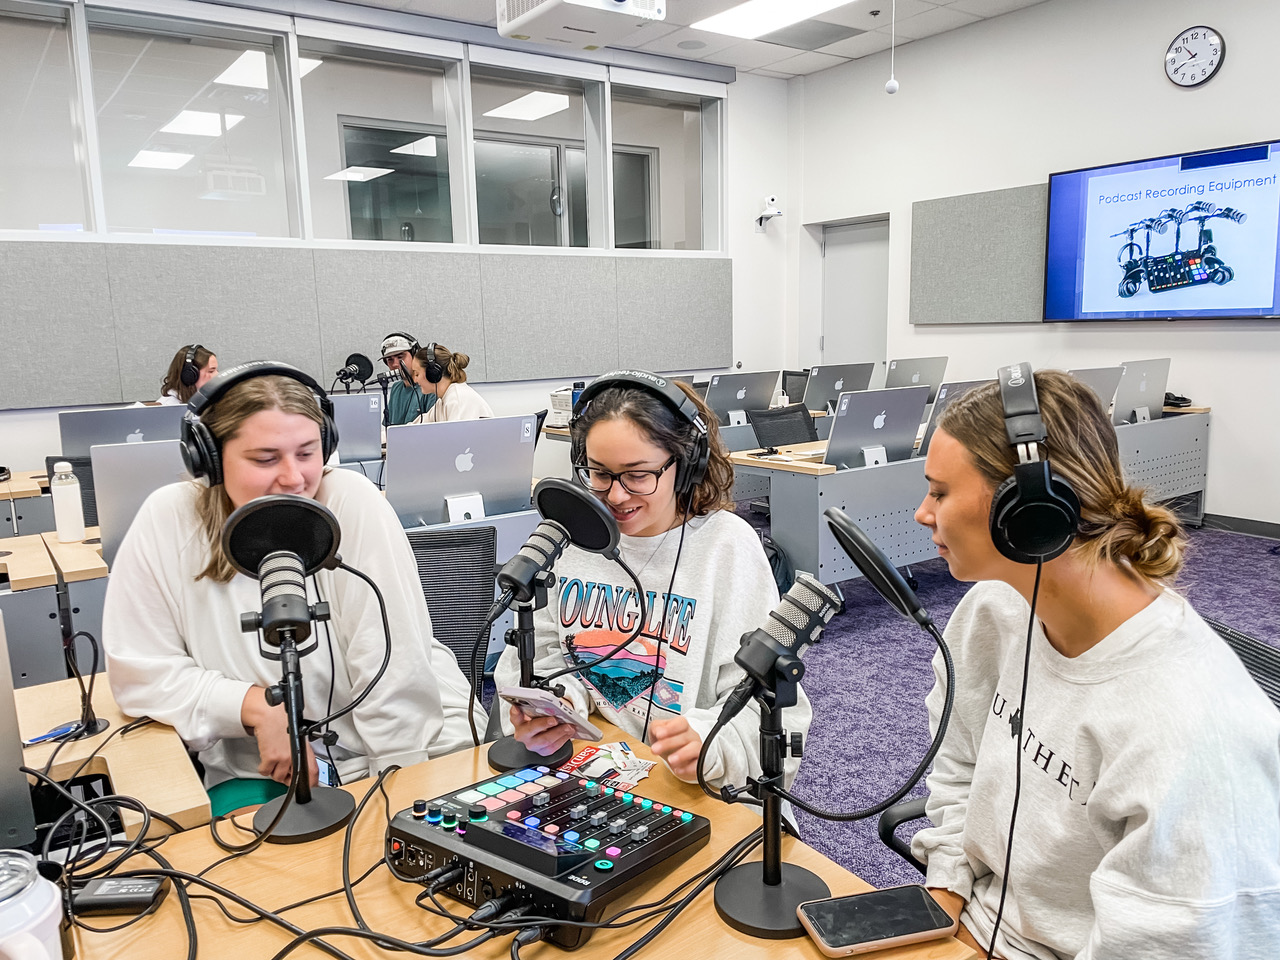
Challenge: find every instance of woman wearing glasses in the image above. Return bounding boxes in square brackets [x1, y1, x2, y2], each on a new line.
[494, 371, 809, 791]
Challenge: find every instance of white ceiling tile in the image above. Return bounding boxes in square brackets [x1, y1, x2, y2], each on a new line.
[814, 0, 937, 32]
[877, 5, 980, 40]
[351, 0, 415, 10]
[607, 22, 682, 48]
[707, 39, 804, 70]
[948, 0, 1046, 18]
[401, 0, 494, 24]
[761, 49, 847, 76]
[815, 31, 896, 58]
[636, 25, 741, 58]
[663, 0, 744, 29]
[751, 67, 796, 79]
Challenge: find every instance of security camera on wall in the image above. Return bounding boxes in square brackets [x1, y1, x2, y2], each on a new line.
[756, 195, 782, 232]
[498, 0, 666, 50]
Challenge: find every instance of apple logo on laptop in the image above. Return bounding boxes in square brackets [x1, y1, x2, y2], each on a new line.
[911, 372, 920, 383]
[736, 387, 747, 400]
[873, 411, 887, 429]
[833, 378, 844, 391]
[1138, 378, 1147, 392]
[455, 448, 474, 472]
[127, 429, 145, 443]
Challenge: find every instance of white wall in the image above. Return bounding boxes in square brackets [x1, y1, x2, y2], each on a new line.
[794, 0, 1280, 523]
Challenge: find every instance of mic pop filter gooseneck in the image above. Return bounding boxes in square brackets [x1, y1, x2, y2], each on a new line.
[223, 495, 341, 580]
[824, 507, 931, 628]
[533, 477, 620, 557]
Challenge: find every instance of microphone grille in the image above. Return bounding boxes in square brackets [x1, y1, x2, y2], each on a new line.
[519, 520, 571, 566]
[764, 572, 842, 648]
[260, 551, 306, 604]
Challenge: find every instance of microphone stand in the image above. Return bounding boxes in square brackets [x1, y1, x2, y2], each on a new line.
[486, 573, 574, 772]
[713, 672, 829, 938]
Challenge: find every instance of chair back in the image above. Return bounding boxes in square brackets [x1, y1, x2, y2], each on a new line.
[45, 456, 97, 527]
[1206, 617, 1280, 711]
[782, 369, 811, 403]
[405, 525, 498, 684]
[746, 403, 819, 448]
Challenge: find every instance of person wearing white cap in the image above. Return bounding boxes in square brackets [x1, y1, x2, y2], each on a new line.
[380, 332, 436, 426]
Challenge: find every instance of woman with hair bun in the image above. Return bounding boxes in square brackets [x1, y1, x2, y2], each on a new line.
[410, 343, 493, 423]
[910, 369, 1280, 958]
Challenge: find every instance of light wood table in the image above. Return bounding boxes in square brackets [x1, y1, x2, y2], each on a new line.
[73, 724, 977, 960]
[17, 677, 210, 838]
[0, 533, 58, 590]
[41, 527, 109, 583]
[729, 440, 836, 476]
[0, 468, 47, 501]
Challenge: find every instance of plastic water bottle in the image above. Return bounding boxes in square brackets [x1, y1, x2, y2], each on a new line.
[51, 461, 85, 543]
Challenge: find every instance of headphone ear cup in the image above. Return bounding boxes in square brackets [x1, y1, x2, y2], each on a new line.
[989, 469, 1080, 564]
[181, 416, 222, 487]
[322, 413, 339, 462]
[678, 438, 710, 498]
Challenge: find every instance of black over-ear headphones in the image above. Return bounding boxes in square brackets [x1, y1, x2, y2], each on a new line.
[383, 332, 421, 387]
[181, 361, 339, 487]
[570, 370, 710, 498]
[418, 342, 444, 384]
[180, 344, 204, 387]
[989, 362, 1081, 564]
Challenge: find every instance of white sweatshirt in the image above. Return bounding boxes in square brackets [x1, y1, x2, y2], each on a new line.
[413, 381, 494, 423]
[495, 510, 810, 790]
[912, 580, 1280, 960]
[102, 468, 483, 786]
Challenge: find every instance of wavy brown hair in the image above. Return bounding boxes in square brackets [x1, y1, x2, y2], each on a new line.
[938, 369, 1186, 584]
[570, 378, 734, 518]
[160, 345, 214, 404]
[193, 375, 327, 583]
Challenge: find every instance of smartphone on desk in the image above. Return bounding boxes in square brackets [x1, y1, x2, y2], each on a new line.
[797, 885, 958, 957]
[497, 686, 603, 742]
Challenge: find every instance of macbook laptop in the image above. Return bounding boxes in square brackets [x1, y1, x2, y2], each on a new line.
[90, 440, 189, 567]
[1068, 367, 1124, 412]
[825, 386, 930, 470]
[330, 393, 384, 463]
[884, 356, 949, 404]
[1112, 358, 1171, 425]
[917, 379, 993, 458]
[703, 371, 781, 426]
[802, 363, 876, 413]
[60, 405, 186, 457]
[384, 414, 537, 527]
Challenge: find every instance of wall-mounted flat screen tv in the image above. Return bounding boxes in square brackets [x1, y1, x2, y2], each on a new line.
[1044, 140, 1280, 321]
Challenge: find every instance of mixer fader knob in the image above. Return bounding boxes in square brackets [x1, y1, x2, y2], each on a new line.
[609, 818, 628, 835]
[570, 803, 589, 819]
[630, 825, 649, 842]
[590, 811, 607, 827]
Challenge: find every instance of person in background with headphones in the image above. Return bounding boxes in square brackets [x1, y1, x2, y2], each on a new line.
[911, 367, 1280, 959]
[102, 362, 481, 793]
[380, 332, 435, 426]
[495, 370, 807, 791]
[158, 344, 217, 405]
[409, 343, 494, 423]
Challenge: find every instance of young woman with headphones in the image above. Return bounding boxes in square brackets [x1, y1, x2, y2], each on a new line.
[494, 370, 809, 791]
[102, 362, 480, 791]
[409, 342, 494, 423]
[158, 344, 217, 404]
[911, 366, 1280, 959]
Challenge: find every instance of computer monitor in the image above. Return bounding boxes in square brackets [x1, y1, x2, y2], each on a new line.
[1067, 366, 1125, 413]
[917, 379, 993, 458]
[884, 356, 949, 404]
[0, 613, 37, 848]
[1112, 358, 1171, 425]
[703, 371, 781, 426]
[59, 405, 186, 457]
[825, 386, 929, 470]
[90, 440, 189, 568]
[330, 393, 384, 463]
[801, 363, 876, 413]
[384, 414, 537, 527]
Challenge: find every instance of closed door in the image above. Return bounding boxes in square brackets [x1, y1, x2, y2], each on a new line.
[821, 220, 889, 364]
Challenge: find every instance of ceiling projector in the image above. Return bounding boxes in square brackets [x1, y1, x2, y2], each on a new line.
[497, 0, 666, 51]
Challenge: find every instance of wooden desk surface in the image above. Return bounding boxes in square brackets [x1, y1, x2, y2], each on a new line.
[0, 532, 58, 590]
[42, 527, 109, 583]
[74, 726, 976, 960]
[0, 468, 48, 500]
[730, 440, 836, 476]
[18, 677, 210, 837]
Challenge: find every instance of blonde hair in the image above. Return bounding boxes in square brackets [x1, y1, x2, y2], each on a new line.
[938, 369, 1186, 584]
[416, 344, 470, 384]
[193, 375, 326, 583]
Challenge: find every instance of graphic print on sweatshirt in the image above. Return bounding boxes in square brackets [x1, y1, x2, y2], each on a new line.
[557, 576, 696, 722]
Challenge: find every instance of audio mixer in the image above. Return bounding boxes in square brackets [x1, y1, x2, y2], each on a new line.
[387, 765, 711, 949]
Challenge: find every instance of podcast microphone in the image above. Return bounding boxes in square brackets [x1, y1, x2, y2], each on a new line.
[336, 353, 374, 383]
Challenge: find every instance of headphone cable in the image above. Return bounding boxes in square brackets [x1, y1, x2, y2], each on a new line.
[640, 497, 690, 742]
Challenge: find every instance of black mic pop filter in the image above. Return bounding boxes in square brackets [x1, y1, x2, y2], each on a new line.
[534, 478, 619, 557]
[338, 353, 374, 382]
[824, 507, 930, 627]
[223, 495, 341, 580]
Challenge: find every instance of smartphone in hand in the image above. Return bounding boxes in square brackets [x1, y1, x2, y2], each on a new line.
[797, 885, 958, 957]
[498, 686, 603, 742]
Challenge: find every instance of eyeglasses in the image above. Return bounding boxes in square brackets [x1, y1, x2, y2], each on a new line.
[574, 456, 677, 495]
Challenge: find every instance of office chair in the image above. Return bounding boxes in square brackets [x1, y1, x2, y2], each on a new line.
[405, 525, 498, 686]
[746, 403, 819, 448]
[782, 369, 811, 404]
[533, 409, 548, 449]
[44, 456, 97, 527]
[875, 616, 1280, 874]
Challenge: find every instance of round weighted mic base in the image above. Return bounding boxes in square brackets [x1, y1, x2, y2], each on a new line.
[253, 785, 355, 844]
[713, 861, 831, 939]
[486, 734, 574, 773]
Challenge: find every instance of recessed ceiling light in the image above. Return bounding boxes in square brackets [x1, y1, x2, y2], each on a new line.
[160, 111, 245, 136]
[214, 50, 322, 89]
[692, 0, 851, 40]
[128, 150, 194, 170]
[677, 40, 708, 50]
[390, 136, 438, 157]
[324, 166, 395, 182]
[483, 92, 570, 122]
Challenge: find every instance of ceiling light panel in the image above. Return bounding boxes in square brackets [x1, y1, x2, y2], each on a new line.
[324, 166, 394, 181]
[482, 92, 570, 122]
[213, 50, 321, 89]
[160, 111, 245, 136]
[128, 150, 194, 170]
[390, 136, 438, 157]
[692, 0, 854, 40]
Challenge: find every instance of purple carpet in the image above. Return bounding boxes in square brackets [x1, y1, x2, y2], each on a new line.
[737, 504, 1280, 888]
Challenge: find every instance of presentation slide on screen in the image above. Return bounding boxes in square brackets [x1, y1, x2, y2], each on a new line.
[1064, 146, 1280, 317]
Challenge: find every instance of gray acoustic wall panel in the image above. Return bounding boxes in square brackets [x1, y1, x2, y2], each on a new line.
[107, 245, 321, 400]
[910, 183, 1048, 325]
[312, 249, 486, 382]
[616, 257, 732, 371]
[0, 243, 120, 409]
[479, 255, 620, 381]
